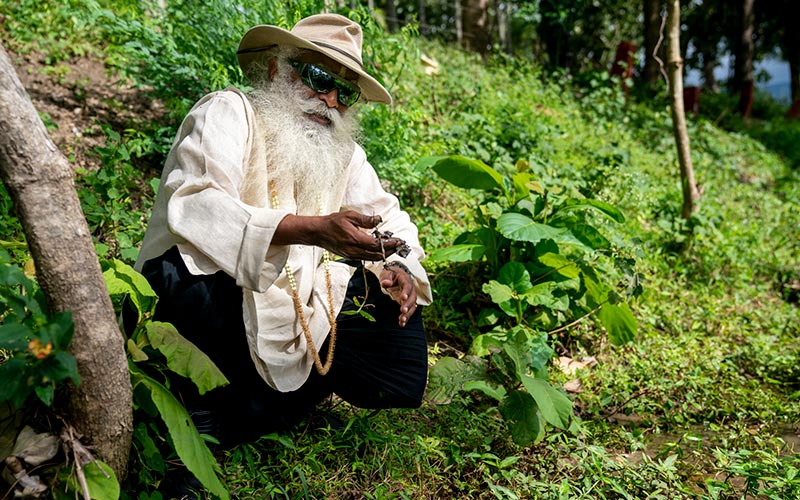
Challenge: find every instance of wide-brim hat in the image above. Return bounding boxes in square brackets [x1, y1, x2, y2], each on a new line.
[237, 13, 392, 105]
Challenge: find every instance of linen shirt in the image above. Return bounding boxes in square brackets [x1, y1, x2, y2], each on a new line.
[135, 87, 431, 392]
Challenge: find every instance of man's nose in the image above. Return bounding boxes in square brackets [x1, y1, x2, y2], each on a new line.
[319, 89, 339, 108]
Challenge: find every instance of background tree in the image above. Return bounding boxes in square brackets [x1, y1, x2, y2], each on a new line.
[665, 0, 700, 218]
[461, 0, 490, 56]
[642, 0, 663, 87]
[732, 0, 755, 116]
[0, 45, 132, 477]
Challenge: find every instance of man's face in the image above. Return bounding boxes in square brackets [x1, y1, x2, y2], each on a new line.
[287, 51, 361, 122]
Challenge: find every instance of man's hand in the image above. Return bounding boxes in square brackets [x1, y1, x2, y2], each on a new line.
[379, 265, 417, 327]
[274, 211, 407, 261]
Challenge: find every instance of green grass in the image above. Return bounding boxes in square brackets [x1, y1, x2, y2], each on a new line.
[2, 2, 799, 499]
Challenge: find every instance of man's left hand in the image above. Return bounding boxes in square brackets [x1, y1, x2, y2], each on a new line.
[379, 266, 417, 327]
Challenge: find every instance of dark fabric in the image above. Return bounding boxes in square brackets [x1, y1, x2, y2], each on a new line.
[139, 247, 427, 445]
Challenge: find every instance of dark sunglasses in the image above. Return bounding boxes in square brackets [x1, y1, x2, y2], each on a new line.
[290, 61, 361, 107]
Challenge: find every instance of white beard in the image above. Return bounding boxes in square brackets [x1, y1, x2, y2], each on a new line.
[246, 67, 358, 215]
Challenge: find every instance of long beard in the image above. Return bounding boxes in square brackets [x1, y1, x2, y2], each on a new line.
[247, 71, 357, 215]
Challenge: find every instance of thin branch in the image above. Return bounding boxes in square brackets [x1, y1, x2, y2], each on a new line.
[653, 13, 669, 90]
[547, 301, 606, 336]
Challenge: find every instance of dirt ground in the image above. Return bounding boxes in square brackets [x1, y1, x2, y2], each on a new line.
[7, 48, 167, 171]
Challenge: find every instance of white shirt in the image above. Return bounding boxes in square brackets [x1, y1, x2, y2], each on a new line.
[135, 88, 431, 392]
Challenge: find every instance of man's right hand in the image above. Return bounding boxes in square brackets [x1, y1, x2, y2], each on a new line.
[273, 210, 407, 261]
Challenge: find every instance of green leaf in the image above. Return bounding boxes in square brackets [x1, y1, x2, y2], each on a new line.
[569, 223, 611, 250]
[469, 332, 506, 357]
[427, 356, 489, 404]
[538, 253, 580, 278]
[412, 155, 446, 171]
[498, 262, 531, 292]
[426, 244, 486, 263]
[520, 375, 572, 429]
[522, 282, 560, 309]
[103, 259, 158, 322]
[34, 384, 54, 406]
[497, 213, 567, 243]
[482, 281, 515, 306]
[431, 155, 507, 194]
[127, 338, 149, 362]
[463, 380, 507, 401]
[558, 199, 626, 223]
[499, 390, 544, 446]
[0, 322, 33, 351]
[146, 322, 229, 395]
[80, 460, 120, 500]
[132, 368, 229, 500]
[598, 302, 637, 345]
[0, 359, 26, 405]
[133, 423, 165, 474]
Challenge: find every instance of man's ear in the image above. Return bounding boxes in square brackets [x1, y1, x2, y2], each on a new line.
[268, 58, 278, 81]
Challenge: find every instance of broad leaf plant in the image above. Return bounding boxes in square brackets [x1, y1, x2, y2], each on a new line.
[425, 155, 639, 446]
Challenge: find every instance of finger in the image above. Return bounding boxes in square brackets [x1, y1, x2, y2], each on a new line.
[346, 212, 382, 230]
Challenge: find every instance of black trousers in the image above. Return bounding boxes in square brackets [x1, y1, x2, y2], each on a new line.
[138, 247, 427, 445]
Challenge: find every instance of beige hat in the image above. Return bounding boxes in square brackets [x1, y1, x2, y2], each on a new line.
[237, 13, 392, 105]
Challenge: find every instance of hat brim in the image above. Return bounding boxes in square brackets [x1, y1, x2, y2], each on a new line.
[237, 25, 392, 105]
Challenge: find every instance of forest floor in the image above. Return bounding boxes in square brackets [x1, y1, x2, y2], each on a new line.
[9, 48, 164, 172]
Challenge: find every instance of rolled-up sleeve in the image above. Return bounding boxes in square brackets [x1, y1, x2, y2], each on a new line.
[341, 146, 432, 305]
[162, 91, 290, 291]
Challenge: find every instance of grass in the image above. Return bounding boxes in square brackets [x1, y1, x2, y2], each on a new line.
[2, 2, 799, 499]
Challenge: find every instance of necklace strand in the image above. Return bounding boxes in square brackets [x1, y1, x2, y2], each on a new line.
[272, 188, 337, 375]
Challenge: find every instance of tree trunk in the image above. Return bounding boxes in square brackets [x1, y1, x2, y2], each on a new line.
[733, 0, 755, 115]
[461, 0, 490, 55]
[386, 0, 399, 33]
[418, 0, 428, 36]
[642, 0, 663, 86]
[455, 0, 463, 46]
[666, 0, 700, 219]
[0, 45, 132, 477]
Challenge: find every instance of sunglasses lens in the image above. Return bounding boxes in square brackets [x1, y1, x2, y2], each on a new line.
[292, 62, 361, 107]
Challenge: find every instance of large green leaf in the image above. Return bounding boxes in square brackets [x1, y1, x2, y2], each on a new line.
[133, 368, 229, 500]
[598, 302, 637, 345]
[103, 259, 158, 322]
[469, 332, 506, 357]
[569, 223, 611, 250]
[145, 322, 228, 395]
[66, 460, 120, 500]
[463, 380, 507, 401]
[520, 375, 572, 429]
[431, 155, 507, 194]
[537, 252, 581, 279]
[522, 282, 561, 310]
[558, 199, 626, 223]
[496, 213, 567, 243]
[426, 244, 486, 263]
[499, 390, 544, 446]
[427, 356, 489, 404]
[498, 262, 531, 292]
[482, 281, 514, 306]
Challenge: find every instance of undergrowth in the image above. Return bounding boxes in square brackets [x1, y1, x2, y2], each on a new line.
[1, 1, 799, 499]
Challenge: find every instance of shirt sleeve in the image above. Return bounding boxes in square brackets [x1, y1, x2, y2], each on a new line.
[341, 145, 432, 305]
[163, 91, 290, 291]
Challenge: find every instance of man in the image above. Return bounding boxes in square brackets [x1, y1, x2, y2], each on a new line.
[134, 13, 432, 446]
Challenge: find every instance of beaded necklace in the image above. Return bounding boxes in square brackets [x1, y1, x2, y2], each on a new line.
[271, 187, 337, 376]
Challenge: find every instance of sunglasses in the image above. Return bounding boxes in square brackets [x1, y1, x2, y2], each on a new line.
[290, 61, 361, 107]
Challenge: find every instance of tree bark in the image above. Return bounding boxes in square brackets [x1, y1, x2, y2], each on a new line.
[0, 45, 132, 477]
[386, 0, 399, 33]
[462, 0, 490, 55]
[642, 0, 663, 86]
[733, 0, 755, 116]
[665, 0, 700, 219]
[418, 0, 428, 36]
